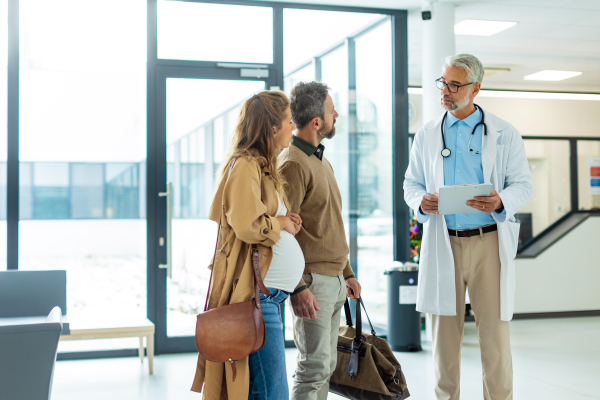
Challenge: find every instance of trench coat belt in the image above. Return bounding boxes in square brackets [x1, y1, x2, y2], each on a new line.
[447, 224, 498, 238]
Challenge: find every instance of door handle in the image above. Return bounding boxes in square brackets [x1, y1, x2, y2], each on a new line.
[158, 182, 173, 279]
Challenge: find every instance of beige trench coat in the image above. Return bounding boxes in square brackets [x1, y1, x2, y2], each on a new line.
[191, 154, 286, 399]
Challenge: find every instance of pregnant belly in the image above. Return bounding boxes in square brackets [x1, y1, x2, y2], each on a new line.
[272, 231, 305, 270]
[264, 231, 305, 292]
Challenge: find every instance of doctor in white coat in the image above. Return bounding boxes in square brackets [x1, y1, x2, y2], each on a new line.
[404, 54, 532, 400]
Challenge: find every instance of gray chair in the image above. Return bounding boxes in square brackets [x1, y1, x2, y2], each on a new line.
[0, 306, 63, 400]
[0, 270, 69, 334]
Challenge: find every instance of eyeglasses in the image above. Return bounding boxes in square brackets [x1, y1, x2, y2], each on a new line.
[435, 78, 474, 93]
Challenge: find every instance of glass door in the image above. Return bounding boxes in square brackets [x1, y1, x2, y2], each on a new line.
[153, 67, 276, 352]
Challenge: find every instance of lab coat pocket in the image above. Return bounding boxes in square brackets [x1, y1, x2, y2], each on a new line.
[496, 145, 509, 184]
[506, 219, 520, 259]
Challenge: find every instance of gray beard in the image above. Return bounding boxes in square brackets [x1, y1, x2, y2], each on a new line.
[318, 122, 336, 140]
[441, 92, 471, 112]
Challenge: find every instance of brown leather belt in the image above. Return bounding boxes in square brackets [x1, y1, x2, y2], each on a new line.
[448, 224, 497, 237]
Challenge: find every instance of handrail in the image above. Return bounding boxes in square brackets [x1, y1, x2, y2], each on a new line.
[517, 211, 600, 258]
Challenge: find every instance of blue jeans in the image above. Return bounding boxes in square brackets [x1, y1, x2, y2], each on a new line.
[248, 288, 289, 400]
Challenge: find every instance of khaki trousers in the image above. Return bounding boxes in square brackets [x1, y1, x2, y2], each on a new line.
[291, 273, 347, 400]
[431, 230, 513, 400]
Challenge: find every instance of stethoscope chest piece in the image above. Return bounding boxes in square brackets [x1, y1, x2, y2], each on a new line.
[440, 104, 486, 159]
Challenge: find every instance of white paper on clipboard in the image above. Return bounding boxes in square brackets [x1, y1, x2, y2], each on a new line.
[438, 183, 493, 215]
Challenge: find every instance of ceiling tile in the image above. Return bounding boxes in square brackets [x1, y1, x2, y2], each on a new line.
[539, 25, 600, 41]
[494, 22, 569, 39]
[554, 0, 600, 11]
[527, 7, 600, 25]
[455, 2, 547, 22]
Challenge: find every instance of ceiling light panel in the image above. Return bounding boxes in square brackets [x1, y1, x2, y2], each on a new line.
[524, 70, 583, 81]
[454, 20, 517, 36]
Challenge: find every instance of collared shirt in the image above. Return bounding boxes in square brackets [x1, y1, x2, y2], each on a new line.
[418, 108, 505, 229]
[290, 135, 325, 160]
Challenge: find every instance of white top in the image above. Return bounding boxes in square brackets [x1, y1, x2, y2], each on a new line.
[263, 193, 305, 293]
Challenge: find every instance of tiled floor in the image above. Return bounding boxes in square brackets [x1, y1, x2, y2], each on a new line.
[50, 317, 600, 400]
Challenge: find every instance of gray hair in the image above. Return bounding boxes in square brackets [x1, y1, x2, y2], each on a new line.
[289, 81, 330, 129]
[444, 54, 484, 84]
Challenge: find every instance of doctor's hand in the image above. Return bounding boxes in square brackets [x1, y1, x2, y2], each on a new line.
[420, 192, 439, 215]
[467, 190, 503, 214]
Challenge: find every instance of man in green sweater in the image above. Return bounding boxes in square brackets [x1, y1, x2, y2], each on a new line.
[279, 81, 362, 400]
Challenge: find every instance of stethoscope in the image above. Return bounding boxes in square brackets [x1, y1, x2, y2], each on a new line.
[440, 104, 487, 158]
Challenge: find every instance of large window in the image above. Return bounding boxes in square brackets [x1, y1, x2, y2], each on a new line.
[3, 0, 407, 354]
[158, 0, 273, 63]
[165, 78, 266, 337]
[354, 19, 393, 326]
[284, 10, 393, 330]
[18, 0, 147, 352]
[0, 0, 7, 270]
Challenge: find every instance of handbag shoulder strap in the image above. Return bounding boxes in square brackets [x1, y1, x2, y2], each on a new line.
[203, 160, 236, 312]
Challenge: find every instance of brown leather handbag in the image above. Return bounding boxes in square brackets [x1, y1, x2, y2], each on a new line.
[195, 245, 270, 382]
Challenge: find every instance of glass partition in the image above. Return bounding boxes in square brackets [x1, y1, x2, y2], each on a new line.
[354, 19, 393, 328]
[577, 140, 600, 211]
[283, 11, 393, 332]
[519, 140, 571, 244]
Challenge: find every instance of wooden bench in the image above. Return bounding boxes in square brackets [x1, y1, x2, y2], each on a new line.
[60, 317, 155, 374]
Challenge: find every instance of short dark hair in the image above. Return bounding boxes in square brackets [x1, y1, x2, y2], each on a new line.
[289, 81, 330, 129]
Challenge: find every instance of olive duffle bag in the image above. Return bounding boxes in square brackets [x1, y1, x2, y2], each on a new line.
[330, 297, 410, 400]
[195, 245, 270, 382]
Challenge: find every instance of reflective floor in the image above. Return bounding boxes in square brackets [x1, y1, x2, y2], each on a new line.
[51, 317, 600, 400]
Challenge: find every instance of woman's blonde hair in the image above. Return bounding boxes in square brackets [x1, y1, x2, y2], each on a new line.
[217, 90, 290, 210]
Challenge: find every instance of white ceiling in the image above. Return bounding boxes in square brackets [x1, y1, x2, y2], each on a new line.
[254, 0, 600, 93]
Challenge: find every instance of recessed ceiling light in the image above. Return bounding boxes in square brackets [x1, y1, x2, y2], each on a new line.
[454, 20, 517, 36]
[523, 70, 582, 81]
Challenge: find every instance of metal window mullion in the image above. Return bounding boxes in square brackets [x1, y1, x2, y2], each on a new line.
[570, 139, 579, 212]
[7, 0, 19, 269]
[272, 5, 284, 89]
[68, 163, 73, 219]
[203, 123, 214, 218]
[102, 163, 107, 219]
[313, 57, 322, 82]
[146, 0, 159, 349]
[392, 12, 410, 262]
[347, 38, 359, 279]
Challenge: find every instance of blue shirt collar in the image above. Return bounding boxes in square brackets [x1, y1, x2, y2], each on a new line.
[446, 107, 482, 129]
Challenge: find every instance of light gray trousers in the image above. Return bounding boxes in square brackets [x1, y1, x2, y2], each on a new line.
[291, 273, 347, 400]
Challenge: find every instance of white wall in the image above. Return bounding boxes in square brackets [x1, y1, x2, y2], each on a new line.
[514, 217, 600, 314]
[409, 92, 600, 137]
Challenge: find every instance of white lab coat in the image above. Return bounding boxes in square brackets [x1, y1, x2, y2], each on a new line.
[404, 108, 533, 321]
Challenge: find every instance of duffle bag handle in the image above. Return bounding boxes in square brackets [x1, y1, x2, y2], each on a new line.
[343, 295, 377, 380]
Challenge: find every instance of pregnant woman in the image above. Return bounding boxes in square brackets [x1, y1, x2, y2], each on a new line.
[191, 90, 305, 400]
